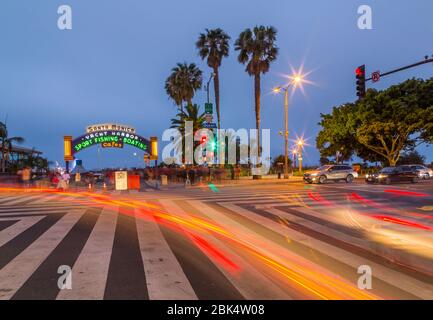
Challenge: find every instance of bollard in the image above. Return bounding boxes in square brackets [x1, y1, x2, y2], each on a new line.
[185, 179, 191, 188]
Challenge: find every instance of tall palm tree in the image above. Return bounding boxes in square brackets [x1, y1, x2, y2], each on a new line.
[0, 121, 25, 173]
[196, 28, 230, 130]
[165, 63, 203, 113]
[235, 26, 278, 160]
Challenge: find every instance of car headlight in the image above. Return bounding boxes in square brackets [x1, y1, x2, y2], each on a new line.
[310, 173, 318, 176]
[378, 174, 388, 179]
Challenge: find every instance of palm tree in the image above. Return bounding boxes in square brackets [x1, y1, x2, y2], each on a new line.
[165, 73, 183, 112]
[165, 63, 203, 112]
[196, 28, 230, 130]
[170, 104, 206, 163]
[235, 26, 278, 161]
[0, 121, 25, 173]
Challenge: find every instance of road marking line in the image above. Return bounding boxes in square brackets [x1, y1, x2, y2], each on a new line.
[0, 210, 83, 300]
[56, 208, 117, 300]
[178, 200, 294, 300]
[0, 216, 45, 247]
[135, 206, 197, 300]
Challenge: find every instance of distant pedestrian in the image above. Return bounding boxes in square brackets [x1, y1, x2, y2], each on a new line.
[62, 172, 70, 190]
[19, 167, 32, 189]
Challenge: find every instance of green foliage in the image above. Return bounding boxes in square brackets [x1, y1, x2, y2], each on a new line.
[0, 121, 25, 173]
[170, 104, 206, 133]
[397, 150, 426, 165]
[170, 104, 206, 161]
[272, 154, 292, 167]
[234, 26, 278, 76]
[196, 28, 230, 70]
[165, 63, 203, 111]
[196, 28, 230, 130]
[317, 78, 433, 166]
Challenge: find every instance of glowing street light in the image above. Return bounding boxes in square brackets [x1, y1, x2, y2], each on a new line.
[296, 138, 305, 174]
[273, 73, 306, 179]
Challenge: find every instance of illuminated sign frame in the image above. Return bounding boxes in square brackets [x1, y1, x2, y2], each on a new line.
[86, 123, 136, 134]
[72, 130, 150, 154]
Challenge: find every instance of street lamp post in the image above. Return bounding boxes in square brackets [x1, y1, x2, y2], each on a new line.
[273, 75, 302, 179]
[205, 73, 215, 104]
[292, 148, 297, 173]
[297, 139, 304, 174]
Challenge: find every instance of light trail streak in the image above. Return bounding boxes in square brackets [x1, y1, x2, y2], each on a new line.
[0, 187, 378, 300]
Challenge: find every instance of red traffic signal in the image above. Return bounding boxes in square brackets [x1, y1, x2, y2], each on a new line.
[355, 65, 366, 99]
[355, 67, 364, 77]
[201, 136, 207, 144]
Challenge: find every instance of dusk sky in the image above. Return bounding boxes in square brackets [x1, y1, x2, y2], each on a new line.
[1, 0, 433, 169]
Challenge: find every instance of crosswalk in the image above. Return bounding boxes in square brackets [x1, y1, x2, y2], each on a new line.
[0, 186, 432, 300]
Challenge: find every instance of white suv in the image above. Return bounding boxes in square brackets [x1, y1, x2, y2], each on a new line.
[304, 165, 358, 184]
[409, 165, 433, 179]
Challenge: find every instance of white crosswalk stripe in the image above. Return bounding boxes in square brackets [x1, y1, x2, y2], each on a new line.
[0, 216, 45, 247]
[56, 207, 118, 300]
[135, 206, 197, 300]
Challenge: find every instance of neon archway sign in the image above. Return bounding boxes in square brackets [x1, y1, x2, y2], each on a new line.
[64, 123, 158, 166]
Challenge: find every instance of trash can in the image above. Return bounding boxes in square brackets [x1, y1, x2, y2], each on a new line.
[160, 175, 168, 186]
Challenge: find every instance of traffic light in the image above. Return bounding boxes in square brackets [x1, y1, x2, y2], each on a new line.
[201, 136, 207, 144]
[355, 65, 366, 99]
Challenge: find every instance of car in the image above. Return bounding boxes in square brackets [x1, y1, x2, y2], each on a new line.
[408, 164, 433, 179]
[365, 166, 419, 184]
[303, 164, 358, 184]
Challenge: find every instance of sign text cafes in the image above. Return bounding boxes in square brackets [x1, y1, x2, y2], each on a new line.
[73, 131, 148, 153]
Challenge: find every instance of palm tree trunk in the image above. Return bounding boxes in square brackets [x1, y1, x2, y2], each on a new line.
[253, 73, 261, 179]
[254, 73, 261, 158]
[213, 68, 221, 130]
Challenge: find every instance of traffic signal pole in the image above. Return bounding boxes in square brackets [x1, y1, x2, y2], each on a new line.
[366, 56, 433, 82]
[357, 56, 433, 99]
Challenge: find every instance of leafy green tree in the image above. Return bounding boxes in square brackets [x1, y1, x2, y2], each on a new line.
[317, 78, 433, 166]
[272, 155, 292, 168]
[319, 157, 331, 166]
[235, 26, 278, 159]
[165, 63, 203, 112]
[196, 28, 230, 130]
[397, 151, 426, 165]
[0, 121, 24, 173]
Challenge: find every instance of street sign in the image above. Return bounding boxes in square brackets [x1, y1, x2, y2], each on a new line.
[205, 103, 213, 114]
[205, 113, 213, 123]
[372, 71, 381, 83]
[202, 122, 217, 129]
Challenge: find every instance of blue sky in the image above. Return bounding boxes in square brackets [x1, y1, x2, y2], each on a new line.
[1, 0, 433, 168]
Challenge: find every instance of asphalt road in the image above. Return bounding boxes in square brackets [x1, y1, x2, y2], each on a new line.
[0, 179, 432, 300]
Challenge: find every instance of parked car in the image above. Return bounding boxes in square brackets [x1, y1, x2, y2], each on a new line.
[303, 164, 358, 184]
[365, 166, 419, 184]
[408, 164, 433, 179]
